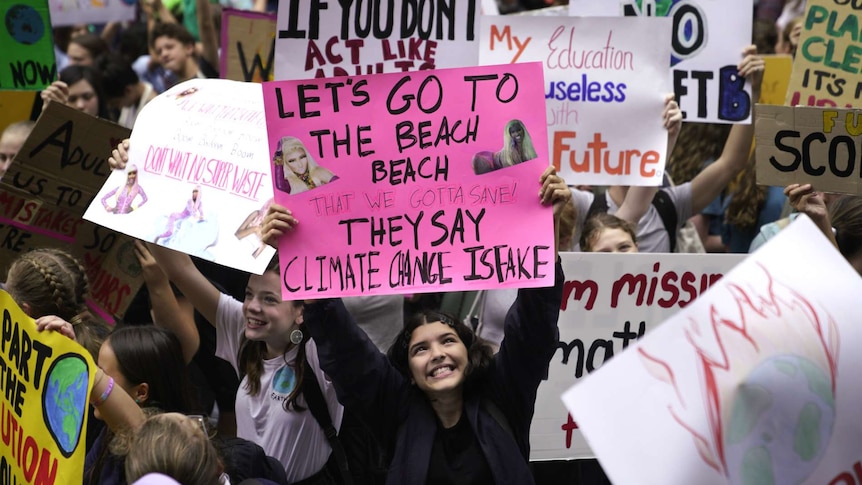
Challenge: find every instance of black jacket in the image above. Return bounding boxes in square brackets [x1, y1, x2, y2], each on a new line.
[303, 263, 564, 485]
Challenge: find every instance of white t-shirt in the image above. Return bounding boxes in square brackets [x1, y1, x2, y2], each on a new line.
[215, 294, 343, 482]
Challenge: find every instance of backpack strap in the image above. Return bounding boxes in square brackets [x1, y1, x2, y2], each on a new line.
[585, 192, 609, 221]
[301, 357, 354, 485]
[651, 190, 678, 252]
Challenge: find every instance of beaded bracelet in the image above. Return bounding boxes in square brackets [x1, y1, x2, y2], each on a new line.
[91, 377, 114, 407]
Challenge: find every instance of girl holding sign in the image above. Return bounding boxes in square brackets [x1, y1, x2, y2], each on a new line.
[261, 166, 570, 485]
[144, 244, 343, 483]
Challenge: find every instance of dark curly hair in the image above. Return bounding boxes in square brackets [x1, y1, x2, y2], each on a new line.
[387, 310, 494, 391]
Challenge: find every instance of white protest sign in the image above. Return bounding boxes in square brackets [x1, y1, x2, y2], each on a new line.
[48, 0, 135, 26]
[274, 0, 479, 80]
[84, 79, 276, 275]
[564, 216, 862, 484]
[531, 252, 744, 461]
[569, 0, 754, 124]
[479, 16, 672, 186]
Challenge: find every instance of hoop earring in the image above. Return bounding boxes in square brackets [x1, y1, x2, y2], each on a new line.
[290, 328, 303, 345]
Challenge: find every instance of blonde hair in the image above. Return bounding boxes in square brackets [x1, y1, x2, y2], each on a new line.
[124, 413, 220, 485]
[1, 120, 35, 140]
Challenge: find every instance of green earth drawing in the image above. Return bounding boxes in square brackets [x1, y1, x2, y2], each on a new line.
[42, 354, 89, 457]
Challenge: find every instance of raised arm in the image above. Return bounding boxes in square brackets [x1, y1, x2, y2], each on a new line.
[135, 240, 200, 362]
[690, 45, 764, 215]
[90, 368, 147, 434]
[538, 165, 572, 259]
[148, 245, 221, 326]
[195, 0, 219, 71]
[614, 93, 681, 223]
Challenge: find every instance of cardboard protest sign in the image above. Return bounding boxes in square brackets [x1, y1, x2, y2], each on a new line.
[563, 215, 862, 485]
[569, 0, 754, 124]
[530, 252, 743, 461]
[0, 103, 141, 318]
[0, 289, 96, 484]
[755, 104, 862, 194]
[262, 63, 554, 298]
[479, 16, 672, 186]
[1, 0, 56, 91]
[786, 0, 862, 108]
[274, 0, 479, 80]
[85, 78, 276, 275]
[220, 9, 277, 83]
[48, 0, 134, 26]
[760, 54, 793, 106]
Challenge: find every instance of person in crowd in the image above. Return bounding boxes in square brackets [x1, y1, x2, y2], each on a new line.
[784, 184, 862, 275]
[5, 248, 114, 454]
[260, 166, 569, 485]
[124, 413, 223, 485]
[143, 244, 343, 483]
[0, 120, 35, 180]
[100, 53, 159, 129]
[123, 411, 285, 485]
[67, 32, 109, 66]
[5, 248, 110, 359]
[570, 46, 763, 252]
[41, 65, 114, 120]
[84, 325, 201, 485]
[149, 22, 218, 86]
[102, 164, 149, 214]
[580, 213, 639, 253]
[776, 15, 803, 56]
[272, 136, 337, 195]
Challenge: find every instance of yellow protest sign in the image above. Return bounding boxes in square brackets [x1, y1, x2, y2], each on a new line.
[786, 0, 862, 107]
[0, 290, 95, 484]
[0, 91, 36, 134]
[760, 54, 793, 106]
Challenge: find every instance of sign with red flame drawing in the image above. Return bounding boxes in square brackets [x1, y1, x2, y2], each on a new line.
[563, 215, 862, 485]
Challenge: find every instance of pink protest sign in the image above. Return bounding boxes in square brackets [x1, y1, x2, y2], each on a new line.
[262, 63, 554, 298]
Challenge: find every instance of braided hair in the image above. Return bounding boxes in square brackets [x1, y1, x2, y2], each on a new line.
[5, 248, 109, 358]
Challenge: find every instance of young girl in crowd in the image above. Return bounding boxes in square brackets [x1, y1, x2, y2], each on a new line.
[109, 138, 342, 482]
[5, 248, 110, 359]
[41, 65, 114, 120]
[84, 326, 201, 485]
[145, 245, 343, 483]
[260, 166, 570, 485]
[579, 213, 639, 253]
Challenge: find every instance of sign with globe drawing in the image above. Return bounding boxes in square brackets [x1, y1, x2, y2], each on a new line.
[564, 216, 862, 485]
[0, 291, 95, 484]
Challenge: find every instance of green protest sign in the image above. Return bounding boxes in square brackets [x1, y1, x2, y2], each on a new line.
[1, 0, 56, 91]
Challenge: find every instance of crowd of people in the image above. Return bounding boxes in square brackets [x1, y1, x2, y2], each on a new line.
[2, 0, 861, 484]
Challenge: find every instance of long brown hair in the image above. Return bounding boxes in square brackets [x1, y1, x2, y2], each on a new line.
[237, 256, 307, 411]
[667, 123, 731, 185]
